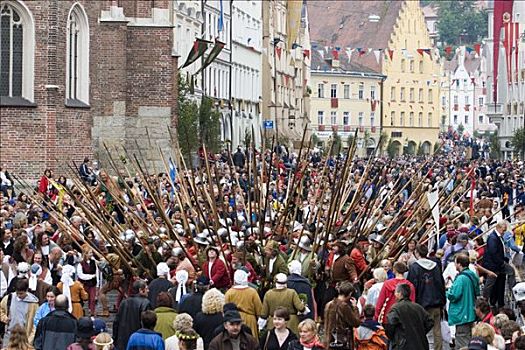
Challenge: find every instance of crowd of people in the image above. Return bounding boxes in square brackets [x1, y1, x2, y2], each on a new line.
[0, 135, 524, 350]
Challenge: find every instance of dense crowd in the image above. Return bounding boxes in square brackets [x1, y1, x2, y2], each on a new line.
[0, 135, 524, 350]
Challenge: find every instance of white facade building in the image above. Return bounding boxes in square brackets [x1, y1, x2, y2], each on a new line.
[231, 0, 262, 148]
[421, 4, 439, 47]
[202, 0, 232, 143]
[485, 0, 525, 159]
[173, 0, 203, 97]
[441, 47, 495, 136]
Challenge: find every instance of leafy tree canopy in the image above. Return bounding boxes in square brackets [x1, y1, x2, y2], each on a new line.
[425, 1, 488, 46]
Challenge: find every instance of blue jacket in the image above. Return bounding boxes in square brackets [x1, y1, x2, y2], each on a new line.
[126, 329, 165, 350]
[482, 231, 505, 273]
[503, 231, 521, 259]
[446, 269, 480, 326]
[287, 274, 314, 320]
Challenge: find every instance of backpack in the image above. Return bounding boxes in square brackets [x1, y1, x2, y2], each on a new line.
[354, 327, 388, 350]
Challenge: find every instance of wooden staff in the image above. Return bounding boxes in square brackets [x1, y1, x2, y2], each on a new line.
[202, 145, 234, 277]
[157, 146, 202, 266]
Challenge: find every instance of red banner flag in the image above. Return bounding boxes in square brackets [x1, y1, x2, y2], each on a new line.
[388, 49, 394, 60]
[493, 0, 514, 100]
[514, 22, 520, 82]
[276, 47, 282, 60]
[332, 49, 339, 60]
[417, 48, 424, 56]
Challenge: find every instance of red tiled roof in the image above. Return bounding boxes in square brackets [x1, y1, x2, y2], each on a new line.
[307, 0, 405, 73]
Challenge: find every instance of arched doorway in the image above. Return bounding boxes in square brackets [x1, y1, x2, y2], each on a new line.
[421, 141, 431, 155]
[391, 140, 402, 157]
[406, 140, 417, 155]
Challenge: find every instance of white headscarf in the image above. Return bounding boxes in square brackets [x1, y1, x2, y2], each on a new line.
[233, 269, 249, 288]
[156, 262, 170, 277]
[288, 260, 302, 276]
[175, 270, 189, 303]
[28, 264, 42, 291]
[61, 265, 76, 313]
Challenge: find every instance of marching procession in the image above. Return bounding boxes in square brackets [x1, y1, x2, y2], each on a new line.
[0, 132, 524, 350]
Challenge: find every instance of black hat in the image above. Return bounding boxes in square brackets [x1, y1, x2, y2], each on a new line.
[77, 317, 96, 339]
[223, 310, 242, 323]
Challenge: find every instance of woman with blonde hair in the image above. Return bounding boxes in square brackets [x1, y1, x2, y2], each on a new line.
[287, 319, 323, 350]
[193, 288, 225, 349]
[3, 324, 34, 350]
[472, 322, 499, 350]
[165, 313, 204, 350]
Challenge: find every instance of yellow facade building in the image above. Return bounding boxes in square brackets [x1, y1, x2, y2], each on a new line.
[310, 50, 385, 156]
[308, 0, 441, 155]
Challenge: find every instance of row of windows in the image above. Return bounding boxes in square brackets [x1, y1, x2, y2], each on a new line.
[0, 2, 88, 104]
[317, 111, 375, 127]
[389, 111, 433, 128]
[390, 87, 434, 103]
[317, 83, 376, 100]
[400, 59, 425, 74]
[450, 95, 485, 105]
[452, 115, 486, 125]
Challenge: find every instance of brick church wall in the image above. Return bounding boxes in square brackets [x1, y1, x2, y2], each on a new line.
[0, 0, 178, 180]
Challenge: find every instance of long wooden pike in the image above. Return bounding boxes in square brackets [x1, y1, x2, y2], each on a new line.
[202, 144, 233, 279]
[157, 145, 201, 268]
[261, 136, 275, 242]
[130, 152, 200, 271]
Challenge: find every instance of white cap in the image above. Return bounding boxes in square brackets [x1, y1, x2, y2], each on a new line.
[513, 282, 525, 302]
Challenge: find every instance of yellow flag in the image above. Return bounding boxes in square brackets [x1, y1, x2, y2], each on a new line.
[48, 178, 66, 212]
[287, 0, 303, 49]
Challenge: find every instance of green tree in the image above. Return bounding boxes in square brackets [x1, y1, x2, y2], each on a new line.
[243, 127, 252, 148]
[311, 133, 320, 147]
[457, 123, 465, 135]
[433, 141, 440, 153]
[331, 132, 342, 156]
[417, 142, 424, 156]
[489, 132, 501, 159]
[436, 1, 487, 46]
[347, 133, 355, 149]
[511, 128, 525, 159]
[386, 140, 398, 158]
[198, 97, 222, 153]
[177, 75, 199, 163]
[379, 132, 389, 155]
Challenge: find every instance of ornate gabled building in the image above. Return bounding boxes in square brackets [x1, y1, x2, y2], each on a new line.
[308, 0, 442, 155]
